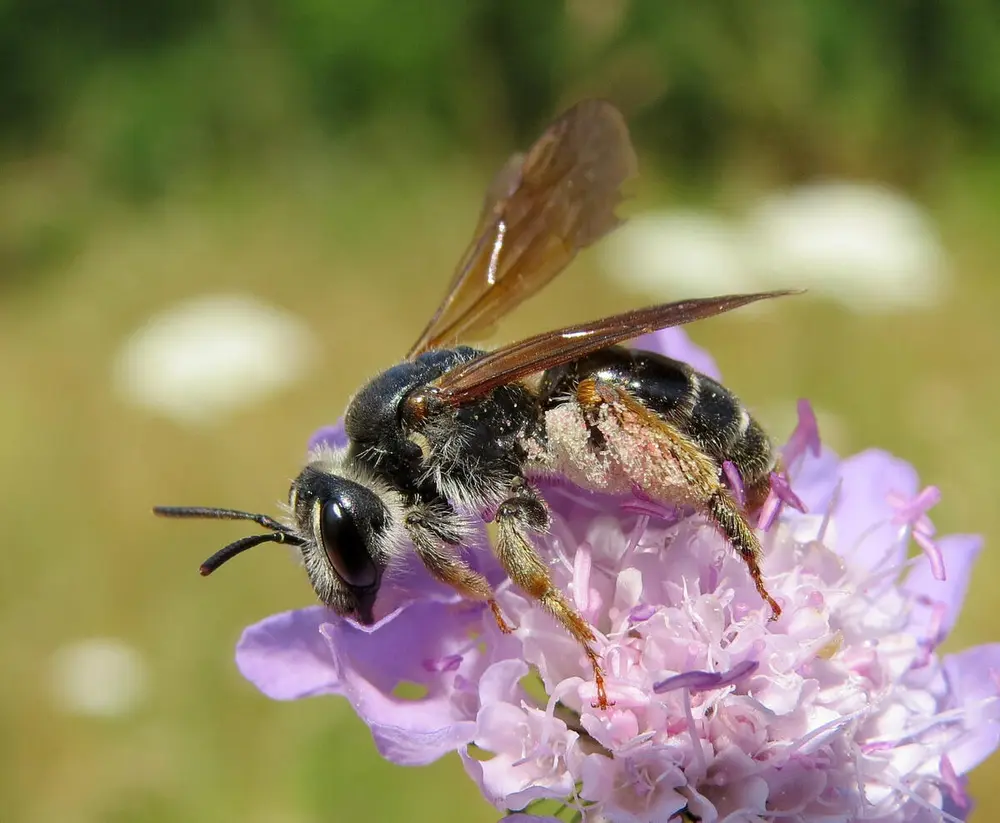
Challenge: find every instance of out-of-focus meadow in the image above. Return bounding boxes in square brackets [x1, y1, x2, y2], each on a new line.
[2, 3, 1000, 821]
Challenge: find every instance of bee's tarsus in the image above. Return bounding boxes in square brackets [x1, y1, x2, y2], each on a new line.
[489, 600, 516, 634]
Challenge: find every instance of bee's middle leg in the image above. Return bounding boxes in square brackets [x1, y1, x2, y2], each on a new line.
[491, 482, 611, 710]
[404, 504, 514, 633]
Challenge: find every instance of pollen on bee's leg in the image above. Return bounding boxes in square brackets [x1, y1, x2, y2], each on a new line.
[576, 376, 619, 410]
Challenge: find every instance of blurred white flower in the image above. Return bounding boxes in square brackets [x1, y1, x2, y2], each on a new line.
[602, 211, 757, 298]
[50, 637, 147, 717]
[603, 182, 949, 314]
[114, 294, 317, 425]
[747, 183, 948, 312]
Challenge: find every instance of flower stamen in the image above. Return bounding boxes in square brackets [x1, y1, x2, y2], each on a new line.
[888, 486, 946, 580]
[782, 398, 821, 471]
[722, 460, 745, 508]
[652, 659, 759, 694]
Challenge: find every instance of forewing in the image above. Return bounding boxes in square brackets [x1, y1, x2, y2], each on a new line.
[406, 99, 637, 359]
[430, 290, 799, 404]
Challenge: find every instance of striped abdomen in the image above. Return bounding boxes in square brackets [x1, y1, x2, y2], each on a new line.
[537, 345, 775, 509]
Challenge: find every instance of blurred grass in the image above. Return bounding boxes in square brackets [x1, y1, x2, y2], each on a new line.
[1, 145, 999, 822]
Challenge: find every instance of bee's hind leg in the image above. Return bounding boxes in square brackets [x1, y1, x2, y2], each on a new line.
[404, 502, 514, 633]
[491, 482, 611, 710]
[705, 486, 781, 620]
[576, 377, 782, 621]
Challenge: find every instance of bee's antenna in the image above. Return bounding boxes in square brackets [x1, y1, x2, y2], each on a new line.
[153, 505, 306, 575]
[153, 505, 291, 534]
[198, 531, 302, 576]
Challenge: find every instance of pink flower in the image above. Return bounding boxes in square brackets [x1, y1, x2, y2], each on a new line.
[237, 328, 997, 822]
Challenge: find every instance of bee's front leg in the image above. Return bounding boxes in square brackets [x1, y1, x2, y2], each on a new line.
[404, 500, 514, 634]
[491, 481, 611, 710]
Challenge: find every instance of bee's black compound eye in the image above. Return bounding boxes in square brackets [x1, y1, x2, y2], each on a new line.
[319, 499, 378, 589]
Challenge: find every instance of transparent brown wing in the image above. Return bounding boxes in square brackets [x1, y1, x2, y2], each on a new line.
[406, 99, 637, 359]
[428, 290, 800, 405]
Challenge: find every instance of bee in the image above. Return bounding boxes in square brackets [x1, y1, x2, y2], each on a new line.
[155, 100, 794, 710]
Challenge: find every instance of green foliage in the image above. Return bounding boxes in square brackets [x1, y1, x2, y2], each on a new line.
[0, 0, 216, 142]
[2, 0, 999, 198]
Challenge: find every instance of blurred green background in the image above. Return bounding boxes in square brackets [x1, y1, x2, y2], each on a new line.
[2, 2, 999, 821]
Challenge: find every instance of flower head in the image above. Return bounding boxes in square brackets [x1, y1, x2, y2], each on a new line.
[237, 327, 997, 822]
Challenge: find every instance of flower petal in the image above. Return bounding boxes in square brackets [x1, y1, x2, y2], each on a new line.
[833, 449, 919, 566]
[307, 420, 347, 453]
[630, 327, 721, 379]
[904, 534, 983, 640]
[319, 599, 486, 765]
[479, 659, 530, 707]
[460, 749, 490, 804]
[789, 448, 922, 574]
[782, 398, 822, 467]
[942, 643, 1000, 774]
[239, 600, 487, 766]
[236, 606, 341, 700]
[785, 445, 841, 516]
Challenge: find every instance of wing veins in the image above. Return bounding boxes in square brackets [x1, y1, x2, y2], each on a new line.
[406, 100, 637, 358]
[431, 290, 801, 404]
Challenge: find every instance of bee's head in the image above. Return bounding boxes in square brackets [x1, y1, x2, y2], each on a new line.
[153, 464, 395, 626]
[287, 465, 392, 625]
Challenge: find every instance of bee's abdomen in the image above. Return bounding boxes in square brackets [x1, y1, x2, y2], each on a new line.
[540, 346, 692, 420]
[539, 345, 774, 500]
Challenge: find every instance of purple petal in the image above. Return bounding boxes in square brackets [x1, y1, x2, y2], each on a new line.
[654, 660, 758, 694]
[459, 749, 489, 803]
[478, 659, 530, 707]
[462, 749, 570, 818]
[321, 600, 486, 764]
[760, 471, 808, 531]
[785, 445, 841, 516]
[630, 327, 722, 380]
[239, 599, 486, 766]
[236, 606, 342, 700]
[835, 450, 919, 565]
[714, 659, 760, 688]
[722, 460, 745, 507]
[654, 670, 723, 694]
[788, 449, 922, 573]
[782, 399, 822, 467]
[941, 755, 971, 813]
[770, 471, 806, 513]
[307, 420, 347, 453]
[904, 535, 982, 640]
[942, 790, 973, 822]
[756, 489, 782, 533]
[942, 643, 1000, 774]
[628, 604, 657, 624]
